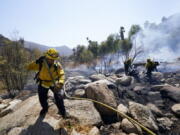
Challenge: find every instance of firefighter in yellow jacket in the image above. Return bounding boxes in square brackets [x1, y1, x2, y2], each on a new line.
[145, 58, 159, 82]
[26, 48, 66, 117]
[124, 58, 132, 75]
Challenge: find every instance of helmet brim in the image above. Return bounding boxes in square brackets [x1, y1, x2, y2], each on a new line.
[45, 54, 59, 60]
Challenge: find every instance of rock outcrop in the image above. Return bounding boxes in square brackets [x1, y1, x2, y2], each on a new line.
[85, 80, 117, 116]
[0, 69, 180, 135]
[129, 102, 158, 131]
[64, 99, 102, 126]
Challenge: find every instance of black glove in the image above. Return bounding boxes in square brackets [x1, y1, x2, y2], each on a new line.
[36, 56, 45, 64]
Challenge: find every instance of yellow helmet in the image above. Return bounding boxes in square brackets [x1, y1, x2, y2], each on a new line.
[128, 58, 132, 61]
[44, 48, 59, 60]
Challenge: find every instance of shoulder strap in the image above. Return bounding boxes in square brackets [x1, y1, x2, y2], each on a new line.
[34, 57, 44, 81]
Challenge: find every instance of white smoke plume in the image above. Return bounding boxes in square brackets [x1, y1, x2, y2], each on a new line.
[134, 13, 180, 62]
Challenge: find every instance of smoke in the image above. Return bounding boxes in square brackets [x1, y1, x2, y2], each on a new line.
[134, 13, 180, 62]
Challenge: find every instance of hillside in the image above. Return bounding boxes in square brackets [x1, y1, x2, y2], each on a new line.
[0, 35, 73, 56]
[24, 41, 73, 56]
[0, 35, 11, 45]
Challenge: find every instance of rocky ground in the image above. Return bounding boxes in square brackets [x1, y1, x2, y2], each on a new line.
[0, 66, 180, 135]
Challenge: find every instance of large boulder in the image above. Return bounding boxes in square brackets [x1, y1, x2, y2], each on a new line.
[129, 102, 158, 131]
[151, 85, 166, 91]
[89, 74, 106, 81]
[0, 99, 22, 117]
[146, 103, 163, 117]
[106, 74, 119, 83]
[157, 117, 173, 131]
[117, 104, 129, 115]
[133, 86, 145, 92]
[121, 118, 142, 134]
[0, 103, 8, 112]
[116, 76, 132, 86]
[68, 76, 91, 84]
[0, 95, 41, 134]
[171, 104, 180, 116]
[85, 80, 117, 116]
[73, 89, 86, 98]
[147, 91, 164, 108]
[0, 95, 62, 135]
[66, 76, 91, 92]
[88, 126, 100, 135]
[151, 85, 180, 102]
[111, 122, 121, 129]
[64, 99, 102, 126]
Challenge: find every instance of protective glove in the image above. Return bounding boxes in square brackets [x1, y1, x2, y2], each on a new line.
[53, 82, 63, 93]
[56, 81, 63, 89]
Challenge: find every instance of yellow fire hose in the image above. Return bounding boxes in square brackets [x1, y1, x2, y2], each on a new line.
[63, 79, 156, 135]
[43, 59, 156, 135]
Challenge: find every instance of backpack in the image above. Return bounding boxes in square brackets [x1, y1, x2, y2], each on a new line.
[34, 56, 45, 83]
[34, 56, 58, 83]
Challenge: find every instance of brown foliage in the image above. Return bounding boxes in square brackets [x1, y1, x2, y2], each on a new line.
[0, 37, 33, 97]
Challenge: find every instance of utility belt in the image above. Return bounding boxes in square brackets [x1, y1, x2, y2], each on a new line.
[37, 78, 59, 82]
[37, 78, 59, 89]
[39, 81, 64, 96]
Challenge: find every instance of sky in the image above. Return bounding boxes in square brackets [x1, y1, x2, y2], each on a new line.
[0, 0, 180, 49]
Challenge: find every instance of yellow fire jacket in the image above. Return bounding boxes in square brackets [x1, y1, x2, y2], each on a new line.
[145, 61, 155, 69]
[124, 59, 132, 66]
[26, 60, 65, 88]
